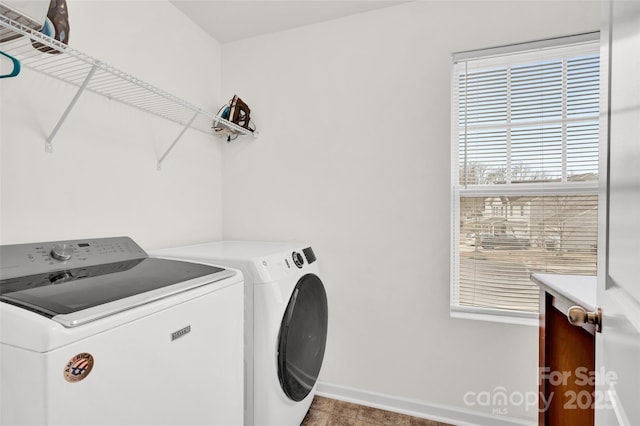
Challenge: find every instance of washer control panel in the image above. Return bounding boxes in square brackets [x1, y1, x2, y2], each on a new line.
[0, 237, 147, 280]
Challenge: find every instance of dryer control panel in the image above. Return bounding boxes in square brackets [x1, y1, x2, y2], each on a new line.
[0, 237, 147, 280]
[254, 246, 317, 283]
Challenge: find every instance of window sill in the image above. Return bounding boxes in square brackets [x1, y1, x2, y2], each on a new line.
[450, 306, 538, 327]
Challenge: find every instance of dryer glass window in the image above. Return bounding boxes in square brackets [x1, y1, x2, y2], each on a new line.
[277, 273, 328, 402]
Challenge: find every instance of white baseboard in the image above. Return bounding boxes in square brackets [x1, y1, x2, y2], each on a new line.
[315, 382, 536, 426]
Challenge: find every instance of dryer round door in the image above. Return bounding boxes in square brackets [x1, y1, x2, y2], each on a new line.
[277, 273, 328, 402]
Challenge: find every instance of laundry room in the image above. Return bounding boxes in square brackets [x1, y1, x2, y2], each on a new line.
[1, 1, 638, 426]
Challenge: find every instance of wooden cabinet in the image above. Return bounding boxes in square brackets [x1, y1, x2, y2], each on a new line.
[533, 274, 596, 426]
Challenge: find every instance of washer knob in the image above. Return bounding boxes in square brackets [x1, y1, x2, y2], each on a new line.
[292, 251, 304, 268]
[51, 244, 73, 261]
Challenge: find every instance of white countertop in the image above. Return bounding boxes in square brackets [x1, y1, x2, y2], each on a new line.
[531, 273, 597, 311]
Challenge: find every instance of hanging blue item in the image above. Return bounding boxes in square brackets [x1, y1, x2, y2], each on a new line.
[0, 50, 21, 78]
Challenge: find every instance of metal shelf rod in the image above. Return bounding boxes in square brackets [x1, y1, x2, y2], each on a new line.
[157, 111, 200, 170]
[45, 63, 98, 153]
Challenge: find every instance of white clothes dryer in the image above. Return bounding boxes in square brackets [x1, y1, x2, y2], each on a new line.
[152, 241, 328, 426]
[0, 237, 244, 426]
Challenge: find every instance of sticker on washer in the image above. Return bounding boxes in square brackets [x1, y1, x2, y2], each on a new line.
[63, 353, 94, 383]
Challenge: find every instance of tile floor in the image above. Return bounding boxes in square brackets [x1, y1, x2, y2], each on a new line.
[301, 396, 453, 426]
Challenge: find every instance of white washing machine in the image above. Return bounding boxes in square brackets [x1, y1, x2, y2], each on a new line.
[152, 241, 328, 426]
[0, 237, 244, 426]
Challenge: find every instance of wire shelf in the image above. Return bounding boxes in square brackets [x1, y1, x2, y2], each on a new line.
[0, 15, 255, 168]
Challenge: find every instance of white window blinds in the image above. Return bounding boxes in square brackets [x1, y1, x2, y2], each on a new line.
[451, 34, 600, 319]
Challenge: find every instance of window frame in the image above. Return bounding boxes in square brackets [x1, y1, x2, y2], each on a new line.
[450, 33, 600, 324]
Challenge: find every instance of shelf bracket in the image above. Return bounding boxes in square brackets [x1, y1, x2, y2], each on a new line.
[157, 111, 200, 170]
[45, 63, 98, 153]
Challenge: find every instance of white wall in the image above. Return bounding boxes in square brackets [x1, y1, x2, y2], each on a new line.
[0, 1, 223, 249]
[0, 1, 602, 423]
[221, 1, 600, 423]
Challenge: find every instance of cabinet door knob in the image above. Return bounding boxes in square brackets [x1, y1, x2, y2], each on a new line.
[567, 306, 602, 333]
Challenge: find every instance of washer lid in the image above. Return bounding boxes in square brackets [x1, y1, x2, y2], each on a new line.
[0, 257, 232, 327]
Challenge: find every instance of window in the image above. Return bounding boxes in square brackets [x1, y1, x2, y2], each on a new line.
[450, 33, 600, 322]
